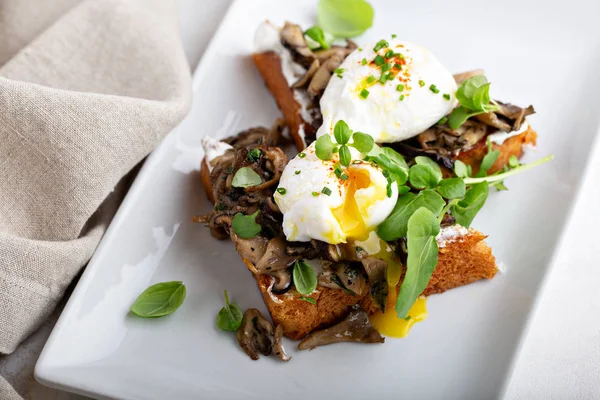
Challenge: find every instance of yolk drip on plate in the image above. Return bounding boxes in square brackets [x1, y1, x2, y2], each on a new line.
[332, 168, 371, 241]
[355, 235, 428, 338]
[370, 293, 428, 338]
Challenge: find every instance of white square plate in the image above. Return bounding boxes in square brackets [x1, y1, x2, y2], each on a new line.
[35, 0, 600, 399]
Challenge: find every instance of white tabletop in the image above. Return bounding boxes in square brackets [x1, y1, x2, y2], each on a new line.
[6, 0, 598, 398]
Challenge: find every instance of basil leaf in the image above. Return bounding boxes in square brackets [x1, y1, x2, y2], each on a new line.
[451, 181, 489, 228]
[130, 281, 186, 318]
[377, 189, 445, 241]
[409, 165, 440, 189]
[333, 120, 352, 144]
[293, 260, 317, 295]
[454, 160, 468, 178]
[232, 167, 262, 188]
[315, 134, 335, 160]
[305, 26, 330, 49]
[436, 177, 466, 199]
[339, 144, 351, 166]
[351, 131, 374, 153]
[232, 211, 262, 239]
[480, 150, 500, 172]
[395, 207, 440, 318]
[317, 0, 374, 38]
[216, 290, 243, 331]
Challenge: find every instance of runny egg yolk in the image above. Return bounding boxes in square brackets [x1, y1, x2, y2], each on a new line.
[331, 167, 385, 242]
[370, 292, 428, 338]
[355, 233, 427, 338]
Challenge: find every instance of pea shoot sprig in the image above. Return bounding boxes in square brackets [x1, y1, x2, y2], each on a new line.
[448, 75, 498, 130]
[315, 120, 375, 166]
[314, 120, 552, 319]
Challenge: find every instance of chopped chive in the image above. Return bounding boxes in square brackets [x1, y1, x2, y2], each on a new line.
[373, 39, 389, 52]
[443, 93, 451, 100]
[385, 50, 394, 58]
[398, 53, 405, 60]
[429, 84, 440, 93]
[361, 58, 368, 65]
[360, 89, 370, 99]
[379, 72, 389, 84]
[366, 75, 376, 84]
[276, 187, 287, 195]
[295, 170, 301, 175]
[374, 55, 385, 66]
[299, 297, 316, 304]
[298, 152, 306, 158]
[312, 191, 319, 197]
[393, 63, 402, 70]
[396, 83, 405, 91]
[334, 68, 344, 78]
[358, 47, 363, 51]
[399, 94, 405, 101]
[438, 116, 448, 125]
[247, 148, 262, 162]
[419, 80, 425, 87]
[403, 316, 411, 321]
[381, 63, 391, 72]
[391, 34, 397, 39]
[322, 187, 332, 196]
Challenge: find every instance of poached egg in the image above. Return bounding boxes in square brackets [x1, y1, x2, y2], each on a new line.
[274, 142, 398, 244]
[317, 39, 457, 143]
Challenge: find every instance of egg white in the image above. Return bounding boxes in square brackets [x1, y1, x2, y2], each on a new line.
[274, 142, 397, 244]
[317, 39, 458, 143]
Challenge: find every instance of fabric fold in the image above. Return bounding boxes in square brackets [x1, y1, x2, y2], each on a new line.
[0, 0, 192, 397]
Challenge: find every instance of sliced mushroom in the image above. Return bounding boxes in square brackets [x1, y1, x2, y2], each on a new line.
[318, 263, 368, 296]
[292, 59, 320, 89]
[280, 22, 314, 67]
[270, 267, 293, 294]
[361, 258, 388, 312]
[307, 54, 344, 99]
[236, 309, 274, 360]
[453, 69, 485, 85]
[474, 112, 512, 132]
[246, 147, 287, 192]
[223, 126, 271, 148]
[456, 120, 488, 148]
[494, 101, 535, 131]
[297, 307, 384, 350]
[255, 237, 298, 273]
[313, 45, 354, 63]
[273, 324, 292, 361]
[391, 143, 456, 170]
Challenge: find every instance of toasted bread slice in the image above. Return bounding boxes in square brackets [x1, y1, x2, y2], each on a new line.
[200, 159, 215, 204]
[252, 50, 536, 173]
[257, 229, 497, 340]
[253, 51, 307, 152]
[457, 125, 537, 175]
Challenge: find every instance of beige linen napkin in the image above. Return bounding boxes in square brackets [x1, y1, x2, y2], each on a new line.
[0, 0, 192, 397]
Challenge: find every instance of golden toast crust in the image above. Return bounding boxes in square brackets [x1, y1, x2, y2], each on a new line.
[257, 230, 497, 340]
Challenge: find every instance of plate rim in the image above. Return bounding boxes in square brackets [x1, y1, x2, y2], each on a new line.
[33, 0, 600, 398]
